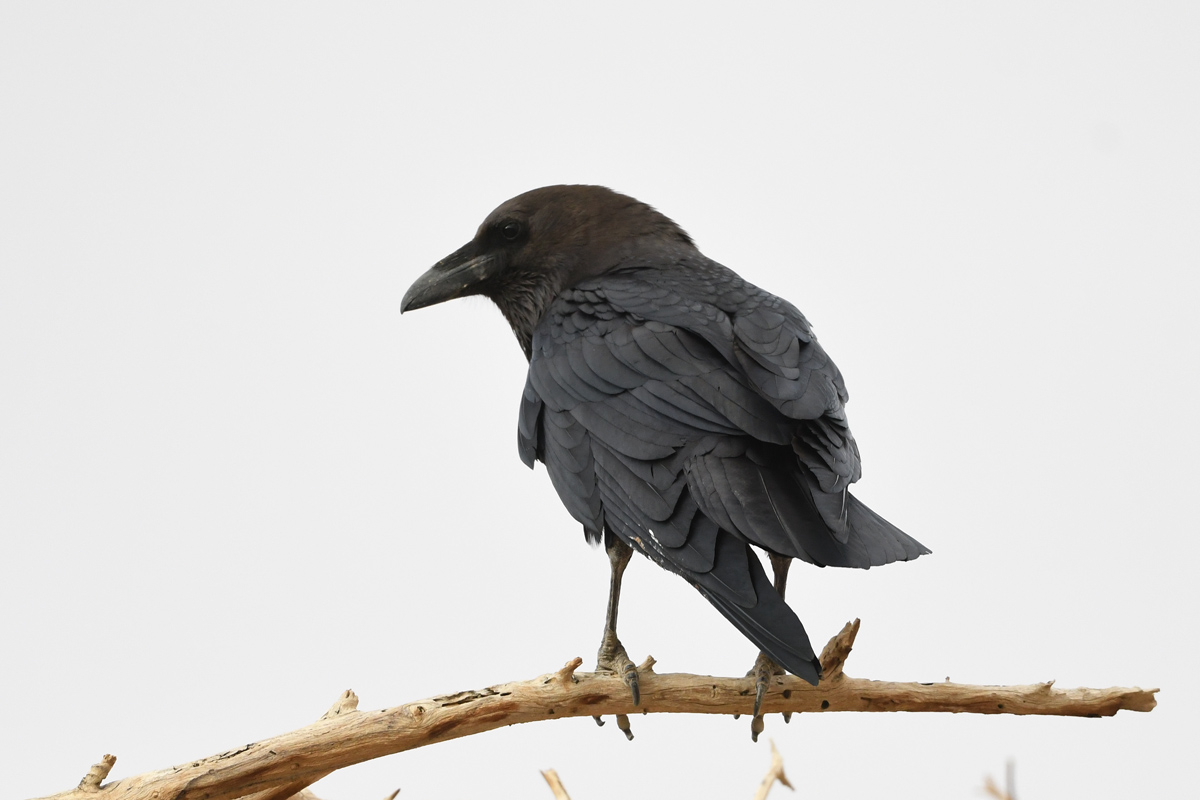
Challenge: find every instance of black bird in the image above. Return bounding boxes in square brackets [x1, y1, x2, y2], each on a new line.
[402, 185, 929, 724]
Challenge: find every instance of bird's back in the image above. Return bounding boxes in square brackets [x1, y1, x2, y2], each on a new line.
[517, 254, 929, 681]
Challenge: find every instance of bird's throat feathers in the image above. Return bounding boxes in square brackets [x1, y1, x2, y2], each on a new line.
[486, 270, 562, 360]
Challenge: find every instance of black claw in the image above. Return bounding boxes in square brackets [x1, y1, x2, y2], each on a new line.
[593, 716, 605, 727]
[750, 714, 765, 742]
[782, 711, 793, 724]
[625, 665, 640, 706]
[616, 713, 634, 741]
[733, 713, 741, 720]
[753, 678, 767, 718]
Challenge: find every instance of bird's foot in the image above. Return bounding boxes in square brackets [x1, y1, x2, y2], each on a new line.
[746, 651, 786, 742]
[597, 630, 641, 709]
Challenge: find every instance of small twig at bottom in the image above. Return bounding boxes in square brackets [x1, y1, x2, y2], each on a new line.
[753, 741, 793, 800]
[540, 769, 571, 800]
[983, 759, 1017, 800]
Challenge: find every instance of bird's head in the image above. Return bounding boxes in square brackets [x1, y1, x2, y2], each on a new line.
[401, 185, 694, 356]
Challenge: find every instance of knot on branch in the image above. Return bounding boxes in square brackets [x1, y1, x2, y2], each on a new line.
[77, 754, 116, 792]
[322, 690, 360, 720]
[818, 618, 860, 681]
[554, 657, 583, 686]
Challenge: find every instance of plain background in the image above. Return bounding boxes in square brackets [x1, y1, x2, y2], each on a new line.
[2, 3, 1197, 798]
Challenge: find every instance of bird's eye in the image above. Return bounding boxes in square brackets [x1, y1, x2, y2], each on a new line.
[500, 221, 522, 241]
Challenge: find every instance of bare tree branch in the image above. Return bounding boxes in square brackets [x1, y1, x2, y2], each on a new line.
[540, 769, 571, 800]
[76, 756, 116, 793]
[984, 760, 1017, 800]
[752, 741, 793, 800]
[29, 621, 1156, 800]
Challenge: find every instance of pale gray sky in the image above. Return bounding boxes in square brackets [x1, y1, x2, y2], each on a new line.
[2, 3, 1197, 798]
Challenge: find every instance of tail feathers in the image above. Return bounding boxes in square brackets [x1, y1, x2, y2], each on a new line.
[689, 449, 930, 571]
[844, 492, 931, 564]
[691, 540, 821, 685]
[797, 466, 930, 567]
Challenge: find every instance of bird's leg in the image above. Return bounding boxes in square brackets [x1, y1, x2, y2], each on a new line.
[595, 536, 640, 715]
[747, 553, 792, 740]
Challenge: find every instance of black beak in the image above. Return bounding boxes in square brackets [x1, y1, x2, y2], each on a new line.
[401, 241, 498, 313]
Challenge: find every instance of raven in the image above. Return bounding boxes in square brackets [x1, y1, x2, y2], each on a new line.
[402, 185, 929, 723]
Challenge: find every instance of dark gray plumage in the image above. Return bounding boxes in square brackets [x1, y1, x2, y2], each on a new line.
[402, 185, 929, 694]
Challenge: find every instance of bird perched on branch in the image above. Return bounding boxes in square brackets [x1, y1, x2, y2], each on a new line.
[402, 185, 929, 731]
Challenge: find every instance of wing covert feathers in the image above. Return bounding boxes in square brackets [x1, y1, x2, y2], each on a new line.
[522, 256, 928, 680]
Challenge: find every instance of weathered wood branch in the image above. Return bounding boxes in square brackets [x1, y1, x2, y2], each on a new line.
[31, 621, 1156, 800]
[539, 769, 571, 800]
[752, 741, 793, 800]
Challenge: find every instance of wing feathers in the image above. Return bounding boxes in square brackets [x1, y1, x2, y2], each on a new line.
[522, 260, 927, 682]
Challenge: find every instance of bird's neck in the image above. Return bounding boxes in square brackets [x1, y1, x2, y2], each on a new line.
[486, 271, 562, 361]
